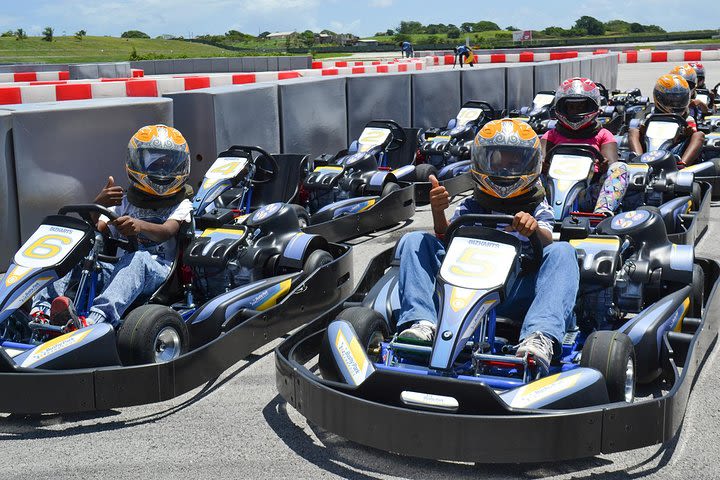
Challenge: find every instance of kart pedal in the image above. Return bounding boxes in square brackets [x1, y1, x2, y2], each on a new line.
[562, 330, 579, 346]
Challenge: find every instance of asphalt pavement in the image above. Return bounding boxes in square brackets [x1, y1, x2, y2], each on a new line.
[2, 64, 720, 480]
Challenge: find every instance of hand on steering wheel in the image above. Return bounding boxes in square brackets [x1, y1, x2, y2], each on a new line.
[58, 204, 138, 252]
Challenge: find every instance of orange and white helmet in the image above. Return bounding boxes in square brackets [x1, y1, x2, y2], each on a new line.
[670, 65, 697, 91]
[653, 74, 691, 116]
[471, 118, 542, 199]
[127, 125, 190, 197]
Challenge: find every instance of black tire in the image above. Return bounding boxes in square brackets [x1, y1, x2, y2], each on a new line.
[318, 307, 390, 382]
[117, 305, 189, 366]
[303, 249, 333, 273]
[381, 181, 400, 198]
[292, 204, 311, 229]
[690, 263, 705, 317]
[691, 182, 702, 212]
[581, 331, 636, 403]
[415, 163, 439, 183]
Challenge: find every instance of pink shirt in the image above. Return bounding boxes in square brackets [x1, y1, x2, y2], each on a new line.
[541, 127, 617, 150]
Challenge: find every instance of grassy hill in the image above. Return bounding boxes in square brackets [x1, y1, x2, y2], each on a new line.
[0, 36, 239, 64]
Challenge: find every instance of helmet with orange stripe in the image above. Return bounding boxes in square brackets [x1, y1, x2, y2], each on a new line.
[126, 125, 191, 197]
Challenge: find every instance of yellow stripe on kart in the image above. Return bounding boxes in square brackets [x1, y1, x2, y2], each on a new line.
[569, 238, 621, 247]
[256, 279, 293, 311]
[201, 227, 247, 237]
[674, 297, 691, 333]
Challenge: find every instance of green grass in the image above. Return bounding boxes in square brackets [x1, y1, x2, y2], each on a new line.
[0, 36, 240, 64]
[312, 52, 351, 59]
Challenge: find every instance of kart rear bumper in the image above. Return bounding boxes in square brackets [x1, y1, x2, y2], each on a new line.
[274, 256, 720, 463]
[0, 243, 354, 414]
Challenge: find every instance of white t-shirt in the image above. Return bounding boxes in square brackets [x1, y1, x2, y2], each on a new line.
[105, 197, 192, 265]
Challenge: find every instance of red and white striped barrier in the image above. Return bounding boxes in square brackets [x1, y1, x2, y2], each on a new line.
[311, 59, 425, 69]
[425, 51, 580, 66]
[0, 71, 70, 83]
[619, 49, 720, 63]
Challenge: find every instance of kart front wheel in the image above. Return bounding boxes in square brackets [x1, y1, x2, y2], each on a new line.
[581, 331, 635, 403]
[415, 163, 439, 182]
[318, 307, 390, 382]
[381, 182, 400, 197]
[117, 305, 189, 366]
[292, 204, 311, 229]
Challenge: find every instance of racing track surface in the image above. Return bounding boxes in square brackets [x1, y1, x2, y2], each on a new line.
[2, 62, 720, 480]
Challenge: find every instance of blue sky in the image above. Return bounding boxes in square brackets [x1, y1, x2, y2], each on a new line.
[1, 0, 718, 37]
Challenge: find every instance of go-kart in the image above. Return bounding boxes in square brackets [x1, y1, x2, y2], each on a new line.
[545, 144, 711, 244]
[608, 88, 651, 135]
[276, 212, 719, 462]
[194, 143, 414, 244]
[300, 120, 416, 239]
[413, 101, 500, 202]
[510, 91, 556, 134]
[0, 168, 353, 413]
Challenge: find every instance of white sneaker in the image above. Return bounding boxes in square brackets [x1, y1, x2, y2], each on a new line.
[398, 320, 436, 342]
[516, 331, 554, 375]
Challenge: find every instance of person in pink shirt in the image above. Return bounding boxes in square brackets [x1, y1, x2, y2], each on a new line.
[541, 77, 628, 215]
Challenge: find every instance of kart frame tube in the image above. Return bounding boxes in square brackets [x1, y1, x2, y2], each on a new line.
[0, 243, 353, 414]
[274, 248, 720, 463]
[666, 180, 711, 245]
[303, 182, 415, 243]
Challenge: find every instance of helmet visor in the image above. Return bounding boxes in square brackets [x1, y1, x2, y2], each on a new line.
[556, 97, 598, 117]
[473, 145, 541, 177]
[130, 148, 189, 179]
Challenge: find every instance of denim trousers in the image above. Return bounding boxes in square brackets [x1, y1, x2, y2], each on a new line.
[33, 250, 170, 327]
[396, 231, 579, 345]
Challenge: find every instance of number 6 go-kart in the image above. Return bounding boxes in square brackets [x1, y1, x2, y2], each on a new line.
[0, 198, 352, 412]
[276, 211, 719, 463]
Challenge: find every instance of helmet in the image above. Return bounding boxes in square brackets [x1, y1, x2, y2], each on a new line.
[653, 74, 691, 115]
[688, 62, 705, 84]
[670, 65, 697, 91]
[127, 125, 191, 197]
[553, 77, 602, 130]
[471, 118, 542, 199]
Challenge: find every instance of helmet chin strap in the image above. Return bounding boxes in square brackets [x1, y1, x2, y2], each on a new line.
[127, 184, 193, 209]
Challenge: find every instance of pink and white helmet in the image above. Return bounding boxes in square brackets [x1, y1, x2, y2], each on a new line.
[688, 62, 705, 81]
[553, 77, 602, 130]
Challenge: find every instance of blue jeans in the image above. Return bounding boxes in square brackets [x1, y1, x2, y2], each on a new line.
[33, 251, 170, 327]
[396, 232, 579, 346]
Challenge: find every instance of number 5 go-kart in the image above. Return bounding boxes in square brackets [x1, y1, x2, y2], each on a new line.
[414, 101, 500, 202]
[0, 199, 352, 413]
[276, 211, 719, 463]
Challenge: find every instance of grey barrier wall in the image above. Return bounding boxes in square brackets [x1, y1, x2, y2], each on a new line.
[533, 61, 561, 93]
[0, 111, 19, 265]
[278, 77, 348, 158]
[460, 67, 506, 114]
[345, 73, 412, 142]
[7, 98, 173, 240]
[411, 70, 462, 128]
[506, 64, 535, 110]
[0, 64, 71, 73]
[165, 84, 281, 189]
[129, 56, 312, 75]
[580, 57, 593, 80]
[69, 62, 131, 79]
[559, 58, 582, 82]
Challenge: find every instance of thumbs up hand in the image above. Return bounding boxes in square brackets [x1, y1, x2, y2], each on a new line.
[94, 175, 124, 207]
[428, 174, 449, 214]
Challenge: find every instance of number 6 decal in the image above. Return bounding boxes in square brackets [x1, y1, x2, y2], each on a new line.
[22, 234, 72, 259]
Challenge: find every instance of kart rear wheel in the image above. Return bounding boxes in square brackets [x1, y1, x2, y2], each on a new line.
[581, 331, 635, 403]
[381, 182, 400, 197]
[318, 307, 390, 382]
[292, 204, 311, 229]
[690, 263, 705, 317]
[117, 305, 189, 366]
[303, 249, 333, 273]
[691, 182, 702, 212]
[415, 163, 439, 183]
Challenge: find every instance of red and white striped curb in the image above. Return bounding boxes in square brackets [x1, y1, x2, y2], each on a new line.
[618, 49, 720, 63]
[0, 71, 70, 83]
[425, 51, 581, 66]
[311, 58, 423, 69]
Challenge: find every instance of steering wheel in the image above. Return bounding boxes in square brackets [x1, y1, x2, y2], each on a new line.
[58, 204, 138, 252]
[595, 83, 610, 102]
[444, 214, 544, 271]
[461, 101, 497, 123]
[365, 120, 407, 152]
[222, 145, 279, 185]
[713, 82, 720, 97]
[546, 143, 605, 165]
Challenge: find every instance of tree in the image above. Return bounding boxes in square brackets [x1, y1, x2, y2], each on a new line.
[461, 22, 474, 33]
[385, 29, 394, 36]
[574, 16, 605, 36]
[1, 30, 14, 37]
[474, 21, 500, 32]
[300, 30, 315, 48]
[121, 30, 150, 39]
[397, 21, 424, 34]
[604, 19, 631, 34]
[447, 28, 461, 39]
[74, 29, 86, 41]
[506, 26, 518, 31]
[543, 26, 566, 37]
[629, 22, 645, 33]
[42, 26, 53, 42]
[15, 28, 27, 40]
[393, 33, 411, 44]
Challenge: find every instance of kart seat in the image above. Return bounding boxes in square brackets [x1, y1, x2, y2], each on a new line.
[251, 154, 308, 208]
[147, 221, 194, 307]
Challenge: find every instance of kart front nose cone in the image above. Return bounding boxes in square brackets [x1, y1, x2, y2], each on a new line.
[155, 327, 182, 363]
